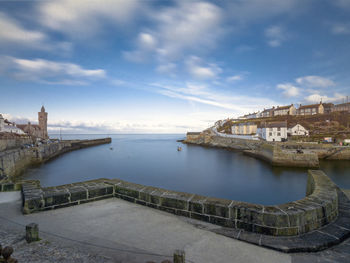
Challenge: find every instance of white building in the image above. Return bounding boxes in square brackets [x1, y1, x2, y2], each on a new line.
[0, 114, 25, 135]
[257, 121, 288, 142]
[288, 124, 309, 136]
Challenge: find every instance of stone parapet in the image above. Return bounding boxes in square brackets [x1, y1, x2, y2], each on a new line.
[22, 179, 114, 214]
[20, 170, 339, 237]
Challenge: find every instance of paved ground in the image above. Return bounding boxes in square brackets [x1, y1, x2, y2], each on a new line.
[0, 192, 349, 263]
[0, 192, 290, 263]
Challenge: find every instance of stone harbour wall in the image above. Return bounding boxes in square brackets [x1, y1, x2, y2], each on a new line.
[0, 138, 111, 179]
[21, 170, 339, 237]
[0, 137, 33, 151]
[185, 132, 320, 168]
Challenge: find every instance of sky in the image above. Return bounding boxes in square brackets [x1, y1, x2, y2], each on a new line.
[1, 0, 350, 134]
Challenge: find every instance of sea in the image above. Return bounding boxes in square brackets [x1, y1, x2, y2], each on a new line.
[20, 134, 350, 205]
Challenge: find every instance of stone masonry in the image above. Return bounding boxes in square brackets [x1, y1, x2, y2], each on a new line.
[21, 170, 339, 237]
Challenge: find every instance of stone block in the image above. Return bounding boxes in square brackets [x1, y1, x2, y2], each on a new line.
[68, 186, 88, 202]
[234, 203, 264, 225]
[158, 206, 176, 214]
[236, 220, 254, 232]
[120, 195, 135, 203]
[139, 186, 158, 202]
[43, 189, 70, 207]
[173, 249, 185, 263]
[203, 197, 231, 218]
[209, 216, 234, 227]
[87, 184, 113, 199]
[23, 197, 43, 214]
[190, 212, 209, 222]
[176, 210, 190, 218]
[115, 181, 144, 198]
[189, 195, 206, 213]
[160, 191, 191, 210]
[26, 223, 39, 243]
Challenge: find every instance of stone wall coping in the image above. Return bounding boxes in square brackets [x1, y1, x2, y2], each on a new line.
[17, 169, 339, 237]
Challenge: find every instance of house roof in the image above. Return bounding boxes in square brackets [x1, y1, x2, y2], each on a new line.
[298, 103, 322, 109]
[261, 107, 274, 113]
[232, 122, 256, 126]
[323, 103, 334, 108]
[17, 124, 40, 130]
[258, 121, 287, 128]
[287, 123, 306, 129]
[334, 102, 350, 107]
[275, 104, 293, 111]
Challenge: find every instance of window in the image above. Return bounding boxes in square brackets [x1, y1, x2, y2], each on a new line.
[269, 132, 272, 136]
[277, 132, 281, 136]
[277, 127, 281, 131]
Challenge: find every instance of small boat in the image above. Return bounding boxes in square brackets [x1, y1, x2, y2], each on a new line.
[177, 146, 182, 151]
[110, 147, 113, 150]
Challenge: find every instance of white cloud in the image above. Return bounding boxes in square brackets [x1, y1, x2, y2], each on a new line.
[227, 75, 243, 82]
[152, 82, 279, 116]
[0, 12, 71, 53]
[39, 0, 141, 38]
[264, 25, 288, 47]
[277, 83, 300, 97]
[0, 56, 105, 84]
[296, 75, 335, 88]
[138, 33, 157, 49]
[0, 12, 45, 44]
[305, 93, 346, 103]
[331, 23, 350, 35]
[124, 1, 223, 63]
[186, 56, 222, 79]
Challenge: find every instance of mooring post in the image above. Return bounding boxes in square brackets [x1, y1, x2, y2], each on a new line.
[174, 249, 185, 263]
[26, 223, 39, 243]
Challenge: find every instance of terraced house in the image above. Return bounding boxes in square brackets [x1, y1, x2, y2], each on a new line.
[297, 103, 324, 115]
[273, 104, 296, 116]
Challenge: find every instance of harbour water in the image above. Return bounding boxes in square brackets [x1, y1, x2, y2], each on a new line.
[20, 134, 350, 205]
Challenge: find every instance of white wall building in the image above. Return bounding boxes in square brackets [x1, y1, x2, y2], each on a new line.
[288, 124, 309, 136]
[257, 121, 288, 142]
[0, 114, 25, 135]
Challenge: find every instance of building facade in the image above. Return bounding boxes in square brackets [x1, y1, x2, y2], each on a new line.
[297, 103, 324, 115]
[0, 114, 25, 135]
[273, 105, 296, 116]
[288, 124, 309, 136]
[257, 121, 288, 142]
[261, 107, 275, 118]
[231, 122, 257, 135]
[16, 106, 48, 139]
[332, 102, 350, 113]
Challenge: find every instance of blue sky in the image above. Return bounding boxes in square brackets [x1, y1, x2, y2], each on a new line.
[1, 0, 350, 133]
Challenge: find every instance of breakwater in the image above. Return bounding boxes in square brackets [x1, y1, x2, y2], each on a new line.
[0, 138, 111, 180]
[184, 131, 350, 167]
[19, 170, 343, 238]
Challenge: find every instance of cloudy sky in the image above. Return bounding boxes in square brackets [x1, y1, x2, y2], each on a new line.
[1, 0, 350, 133]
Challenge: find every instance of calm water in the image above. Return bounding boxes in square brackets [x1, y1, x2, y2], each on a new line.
[20, 134, 350, 205]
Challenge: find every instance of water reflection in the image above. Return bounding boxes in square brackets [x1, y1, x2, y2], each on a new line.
[19, 134, 347, 205]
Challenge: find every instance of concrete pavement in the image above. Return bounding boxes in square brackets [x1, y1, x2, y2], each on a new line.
[0, 192, 291, 263]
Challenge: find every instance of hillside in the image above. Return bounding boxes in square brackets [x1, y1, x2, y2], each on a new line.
[217, 111, 350, 141]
